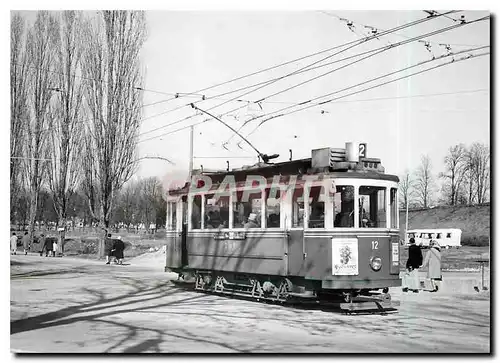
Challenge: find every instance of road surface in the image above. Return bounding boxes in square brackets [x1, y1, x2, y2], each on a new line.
[10, 253, 490, 353]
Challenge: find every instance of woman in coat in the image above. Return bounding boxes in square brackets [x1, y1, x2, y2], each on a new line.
[111, 237, 125, 265]
[22, 232, 30, 255]
[422, 240, 442, 292]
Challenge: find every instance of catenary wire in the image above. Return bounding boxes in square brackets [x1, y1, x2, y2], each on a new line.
[138, 12, 461, 139]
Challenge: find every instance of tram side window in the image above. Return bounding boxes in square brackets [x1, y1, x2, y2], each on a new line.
[308, 186, 324, 228]
[204, 194, 230, 229]
[334, 186, 354, 227]
[358, 186, 386, 228]
[167, 202, 177, 230]
[265, 189, 281, 228]
[390, 188, 398, 228]
[292, 187, 305, 228]
[233, 190, 262, 228]
[191, 195, 202, 229]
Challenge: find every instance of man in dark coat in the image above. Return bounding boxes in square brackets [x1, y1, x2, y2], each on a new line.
[111, 237, 125, 265]
[402, 237, 423, 293]
[43, 237, 55, 257]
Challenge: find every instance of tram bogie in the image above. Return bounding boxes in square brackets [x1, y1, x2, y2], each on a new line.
[164, 142, 401, 312]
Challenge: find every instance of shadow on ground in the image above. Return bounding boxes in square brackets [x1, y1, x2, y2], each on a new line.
[11, 275, 251, 353]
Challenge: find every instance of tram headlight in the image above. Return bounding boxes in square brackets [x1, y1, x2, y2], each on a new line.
[370, 257, 382, 271]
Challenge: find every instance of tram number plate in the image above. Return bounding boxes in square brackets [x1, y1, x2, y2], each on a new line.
[223, 240, 237, 254]
[371, 240, 379, 250]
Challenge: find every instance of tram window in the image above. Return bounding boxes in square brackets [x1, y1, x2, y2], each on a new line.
[390, 188, 398, 228]
[436, 233, 442, 239]
[191, 195, 202, 229]
[358, 186, 386, 228]
[334, 186, 354, 227]
[204, 194, 230, 229]
[167, 202, 177, 230]
[446, 232, 452, 238]
[292, 187, 305, 228]
[233, 190, 262, 228]
[265, 189, 281, 228]
[308, 186, 324, 228]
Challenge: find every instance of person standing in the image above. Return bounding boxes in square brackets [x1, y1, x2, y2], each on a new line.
[22, 232, 30, 255]
[10, 233, 18, 255]
[422, 240, 442, 292]
[43, 237, 55, 257]
[111, 236, 125, 265]
[402, 237, 423, 293]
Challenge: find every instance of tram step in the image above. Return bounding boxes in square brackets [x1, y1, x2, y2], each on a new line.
[223, 281, 254, 288]
[340, 300, 399, 311]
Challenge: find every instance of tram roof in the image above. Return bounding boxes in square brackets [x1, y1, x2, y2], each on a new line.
[167, 157, 399, 194]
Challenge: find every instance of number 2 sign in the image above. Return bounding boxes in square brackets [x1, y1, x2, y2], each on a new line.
[359, 143, 367, 159]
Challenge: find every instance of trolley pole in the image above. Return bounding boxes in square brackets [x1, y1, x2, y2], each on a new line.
[188, 125, 194, 180]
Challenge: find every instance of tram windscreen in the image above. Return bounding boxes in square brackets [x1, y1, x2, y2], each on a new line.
[358, 186, 386, 228]
[333, 186, 354, 227]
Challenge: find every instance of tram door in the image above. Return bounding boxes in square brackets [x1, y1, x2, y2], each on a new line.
[166, 199, 185, 269]
[180, 196, 188, 267]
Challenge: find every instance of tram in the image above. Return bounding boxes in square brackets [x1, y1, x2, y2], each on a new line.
[164, 142, 401, 312]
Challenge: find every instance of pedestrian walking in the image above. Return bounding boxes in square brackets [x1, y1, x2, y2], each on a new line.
[10, 233, 18, 255]
[402, 237, 423, 293]
[22, 232, 30, 255]
[111, 236, 125, 265]
[422, 240, 442, 292]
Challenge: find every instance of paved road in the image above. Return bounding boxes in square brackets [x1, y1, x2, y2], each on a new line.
[10, 254, 490, 353]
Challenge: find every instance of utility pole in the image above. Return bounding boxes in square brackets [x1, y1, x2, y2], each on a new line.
[405, 174, 410, 234]
[188, 125, 194, 180]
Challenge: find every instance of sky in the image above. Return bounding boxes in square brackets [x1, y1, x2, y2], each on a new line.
[135, 10, 490, 184]
[4, 7, 491, 186]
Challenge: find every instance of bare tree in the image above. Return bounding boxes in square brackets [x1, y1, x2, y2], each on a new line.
[140, 177, 163, 231]
[10, 13, 30, 222]
[469, 143, 490, 204]
[398, 171, 414, 209]
[440, 143, 467, 205]
[46, 11, 85, 253]
[414, 155, 434, 208]
[22, 11, 60, 239]
[81, 11, 147, 229]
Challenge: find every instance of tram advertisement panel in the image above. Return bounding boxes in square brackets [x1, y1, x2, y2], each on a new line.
[331, 238, 359, 275]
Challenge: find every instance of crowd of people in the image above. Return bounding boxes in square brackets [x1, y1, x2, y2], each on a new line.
[10, 231, 127, 265]
[10, 232, 58, 257]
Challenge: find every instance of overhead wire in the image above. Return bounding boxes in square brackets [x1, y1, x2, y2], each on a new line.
[243, 50, 490, 139]
[222, 15, 490, 144]
[141, 47, 488, 144]
[139, 11, 460, 139]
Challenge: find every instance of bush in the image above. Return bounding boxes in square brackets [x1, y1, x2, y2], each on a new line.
[462, 235, 490, 247]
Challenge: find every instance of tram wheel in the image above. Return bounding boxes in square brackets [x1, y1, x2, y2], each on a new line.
[382, 287, 389, 294]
